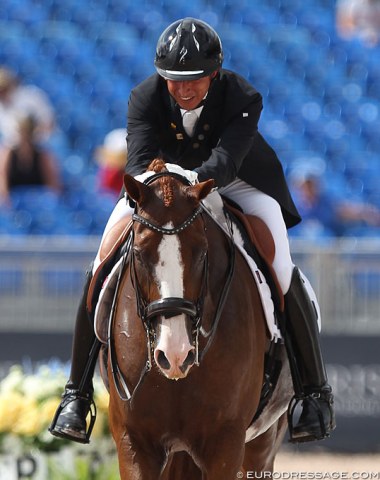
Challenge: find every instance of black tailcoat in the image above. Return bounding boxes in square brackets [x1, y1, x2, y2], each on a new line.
[126, 70, 301, 228]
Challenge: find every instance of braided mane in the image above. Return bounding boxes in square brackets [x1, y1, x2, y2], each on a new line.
[147, 158, 174, 207]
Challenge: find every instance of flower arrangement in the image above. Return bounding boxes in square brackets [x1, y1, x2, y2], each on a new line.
[0, 362, 119, 479]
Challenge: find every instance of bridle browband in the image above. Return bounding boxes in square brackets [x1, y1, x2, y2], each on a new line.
[110, 170, 236, 402]
[132, 172, 203, 235]
[132, 205, 203, 235]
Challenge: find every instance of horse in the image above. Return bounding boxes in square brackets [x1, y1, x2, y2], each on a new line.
[103, 159, 292, 479]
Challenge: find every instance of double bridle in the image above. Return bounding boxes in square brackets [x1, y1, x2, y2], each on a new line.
[130, 172, 208, 368]
[110, 171, 235, 402]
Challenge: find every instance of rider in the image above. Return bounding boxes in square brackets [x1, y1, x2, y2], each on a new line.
[50, 18, 335, 444]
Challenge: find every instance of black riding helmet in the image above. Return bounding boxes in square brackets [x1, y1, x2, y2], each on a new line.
[154, 18, 223, 81]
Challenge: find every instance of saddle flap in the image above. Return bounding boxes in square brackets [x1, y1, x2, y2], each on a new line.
[224, 203, 285, 312]
[94, 257, 125, 344]
[87, 215, 132, 314]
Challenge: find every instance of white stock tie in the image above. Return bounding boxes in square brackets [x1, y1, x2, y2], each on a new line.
[182, 110, 198, 137]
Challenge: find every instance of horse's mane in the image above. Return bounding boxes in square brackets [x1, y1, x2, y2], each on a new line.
[147, 158, 174, 207]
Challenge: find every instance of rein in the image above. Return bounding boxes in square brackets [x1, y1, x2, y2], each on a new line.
[110, 171, 236, 401]
[198, 210, 235, 361]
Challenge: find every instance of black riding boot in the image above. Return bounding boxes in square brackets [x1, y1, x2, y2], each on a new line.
[283, 267, 336, 443]
[49, 267, 100, 444]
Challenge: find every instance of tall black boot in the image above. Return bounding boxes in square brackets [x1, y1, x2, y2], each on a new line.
[49, 266, 100, 444]
[283, 267, 336, 443]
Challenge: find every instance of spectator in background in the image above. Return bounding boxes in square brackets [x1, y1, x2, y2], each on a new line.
[290, 169, 380, 239]
[0, 115, 61, 206]
[0, 67, 56, 148]
[336, 0, 380, 47]
[95, 128, 127, 197]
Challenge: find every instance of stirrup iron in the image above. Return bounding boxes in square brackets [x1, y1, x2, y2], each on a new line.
[49, 392, 97, 444]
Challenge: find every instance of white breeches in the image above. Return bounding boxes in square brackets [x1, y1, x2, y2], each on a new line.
[219, 178, 294, 294]
[93, 178, 294, 294]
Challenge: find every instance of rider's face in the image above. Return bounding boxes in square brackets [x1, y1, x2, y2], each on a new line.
[166, 72, 216, 110]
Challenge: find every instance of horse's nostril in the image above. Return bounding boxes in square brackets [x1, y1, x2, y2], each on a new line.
[180, 350, 195, 373]
[156, 350, 171, 370]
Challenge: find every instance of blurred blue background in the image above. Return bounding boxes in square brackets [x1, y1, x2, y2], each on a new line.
[0, 0, 379, 237]
[1, 1, 380, 456]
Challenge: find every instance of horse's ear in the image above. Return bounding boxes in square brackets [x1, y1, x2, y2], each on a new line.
[192, 179, 215, 202]
[124, 174, 149, 203]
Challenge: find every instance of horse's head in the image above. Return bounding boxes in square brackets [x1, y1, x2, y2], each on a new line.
[124, 161, 214, 380]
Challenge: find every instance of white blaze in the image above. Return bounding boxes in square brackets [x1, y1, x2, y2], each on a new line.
[155, 225, 184, 298]
[154, 224, 194, 377]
